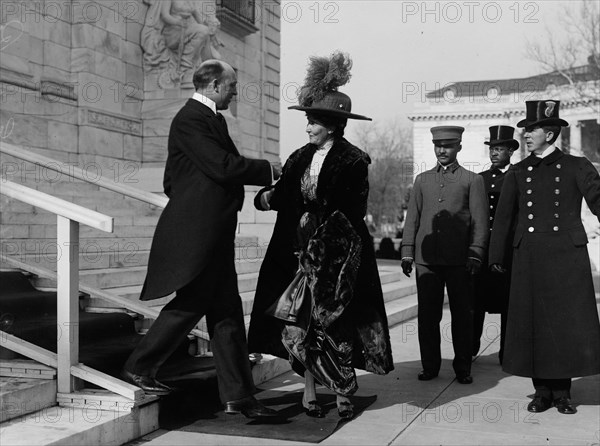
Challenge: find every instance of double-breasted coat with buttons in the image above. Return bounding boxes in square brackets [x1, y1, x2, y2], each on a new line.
[475, 168, 514, 313]
[489, 149, 600, 378]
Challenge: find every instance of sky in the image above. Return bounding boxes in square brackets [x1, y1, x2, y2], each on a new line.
[278, 0, 578, 160]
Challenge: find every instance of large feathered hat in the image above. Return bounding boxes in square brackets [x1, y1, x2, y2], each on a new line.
[288, 51, 371, 121]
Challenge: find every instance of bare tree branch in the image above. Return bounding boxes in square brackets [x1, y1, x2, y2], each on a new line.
[350, 120, 413, 234]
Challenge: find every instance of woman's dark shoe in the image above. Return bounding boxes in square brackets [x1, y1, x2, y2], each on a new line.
[302, 398, 325, 418]
[337, 401, 354, 420]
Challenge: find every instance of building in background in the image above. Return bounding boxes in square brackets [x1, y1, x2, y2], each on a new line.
[408, 60, 599, 269]
[1, 0, 281, 238]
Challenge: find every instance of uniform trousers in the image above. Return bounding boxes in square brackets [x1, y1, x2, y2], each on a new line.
[473, 303, 508, 362]
[532, 378, 571, 400]
[123, 236, 255, 403]
[416, 264, 474, 376]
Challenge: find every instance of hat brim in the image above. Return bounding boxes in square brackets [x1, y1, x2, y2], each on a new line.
[485, 139, 519, 150]
[432, 138, 461, 144]
[516, 118, 569, 128]
[288, 105, 372, 121]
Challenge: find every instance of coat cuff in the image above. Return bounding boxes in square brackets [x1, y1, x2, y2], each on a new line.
[467, 246, 485, 262]
[254, 185, 274, 211]
[400, 245, 414, 259]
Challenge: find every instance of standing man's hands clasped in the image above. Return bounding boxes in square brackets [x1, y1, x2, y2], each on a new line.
[490, 264, 506, 274]
[465, 258, 482, 275]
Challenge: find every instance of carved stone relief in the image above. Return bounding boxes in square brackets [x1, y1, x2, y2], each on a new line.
[141, 0, 223, 89]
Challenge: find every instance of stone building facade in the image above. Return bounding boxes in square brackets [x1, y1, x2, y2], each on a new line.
[1, 0, 280, 237]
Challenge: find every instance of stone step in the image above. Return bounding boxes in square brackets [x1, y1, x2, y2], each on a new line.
[385, 293, 419, 327]
[382, 279, 418, 303]
[4, 236, 262, 261]
[6, 237, 155, 252]
[0, 396, 159, 446]
[0, 377, 57, 423]
[0, 250, 152, 271]
[238, 269, 416, 317]
[82, 270, 261, 311]
[379, 268, 405, 285]
[32, 266, 148, 290]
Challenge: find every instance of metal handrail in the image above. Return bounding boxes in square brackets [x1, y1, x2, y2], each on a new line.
[0, 142, 168, 208]
[2, 180, 114, 232]
[0, 143, 211, 343]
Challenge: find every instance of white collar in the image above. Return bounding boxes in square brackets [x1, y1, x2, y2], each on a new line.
[316, 139, 334, 153]
[192, 92, 217, 115]
[499, 164, 511, 173]
[536, 144, 556, 159]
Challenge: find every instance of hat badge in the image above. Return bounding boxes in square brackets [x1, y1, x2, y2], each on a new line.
[545, 101, 556, 117]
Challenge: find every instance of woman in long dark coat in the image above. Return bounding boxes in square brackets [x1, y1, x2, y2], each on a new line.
[248, 52, 394, 420]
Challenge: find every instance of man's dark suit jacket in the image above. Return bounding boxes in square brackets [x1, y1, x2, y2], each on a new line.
[141, 99, 272, 300]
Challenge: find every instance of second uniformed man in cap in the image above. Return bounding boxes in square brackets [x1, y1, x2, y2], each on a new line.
[401, 125, 489, 384]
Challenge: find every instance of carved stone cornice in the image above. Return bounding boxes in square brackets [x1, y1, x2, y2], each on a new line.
[408, 110, 523, 121]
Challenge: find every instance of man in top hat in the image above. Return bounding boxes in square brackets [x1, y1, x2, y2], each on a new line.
[401, 125, 489, 384]
[489, 100, 600, 414]
[472, 125, 518, 364]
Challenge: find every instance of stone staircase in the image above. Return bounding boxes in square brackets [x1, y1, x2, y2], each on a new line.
[1, 168, 419, 445]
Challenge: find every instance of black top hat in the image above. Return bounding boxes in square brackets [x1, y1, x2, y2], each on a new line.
[289, 91, 371, 120]
[516, 100, 569, 128]
[484, 125, 519, 150]
[288, 51, 372, 121]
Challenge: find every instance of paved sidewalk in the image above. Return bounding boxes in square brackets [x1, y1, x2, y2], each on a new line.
[136, 308, 600, 446]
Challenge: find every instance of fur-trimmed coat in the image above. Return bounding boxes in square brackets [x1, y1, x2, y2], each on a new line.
[248, 138, 394, 390]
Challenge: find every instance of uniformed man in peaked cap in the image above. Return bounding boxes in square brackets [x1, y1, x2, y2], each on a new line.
[473, 125, 518, 364]
[489, 100, 600, 414]
[401, 125, 489, 385]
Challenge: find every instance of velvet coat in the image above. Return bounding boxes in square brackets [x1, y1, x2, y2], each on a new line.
[247, 138, 394, 379]
[489, 149, 600, 378]
[140, 99, 272, 300]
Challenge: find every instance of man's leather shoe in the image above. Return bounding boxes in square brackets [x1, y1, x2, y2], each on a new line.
[120, 369, 172, 396]
[417, 370, 438, 381]
[224, 396, 278, 418]
[554, 397, 577, 414]
[456, 374, 473, 384]
[527, 396, 552, 413]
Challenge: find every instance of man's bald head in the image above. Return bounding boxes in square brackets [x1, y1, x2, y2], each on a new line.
[193, 60, 234, 90]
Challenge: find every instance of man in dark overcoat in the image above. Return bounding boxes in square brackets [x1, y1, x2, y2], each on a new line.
[400, 126, 489, 384]
[489, 100, 600, 415]
[121, 60, 281, 418]
[472, 125, 518, 364]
